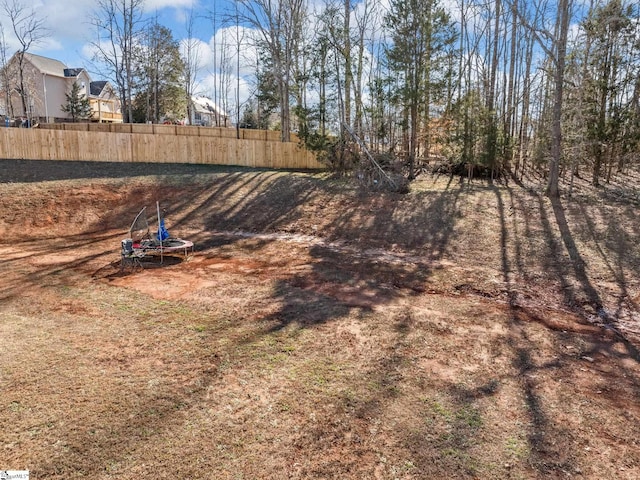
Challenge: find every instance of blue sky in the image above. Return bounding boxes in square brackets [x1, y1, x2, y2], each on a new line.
[0, 1, 208, 67]
[0, 0, 255, 109]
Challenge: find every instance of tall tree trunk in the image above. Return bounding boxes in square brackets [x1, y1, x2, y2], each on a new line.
[17, 53, 28, 117]
[546, 0, 571, 198]
[486, 0, 501, 170]
[319, 42, 327, 136]
[504, 0, 518, 171]
[517, 27, 534, 178]
[354, 10, 366, 137]
[343, 0, 352, 127]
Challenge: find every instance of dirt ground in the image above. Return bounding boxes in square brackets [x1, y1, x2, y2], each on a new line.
[1, 159, 640, 479]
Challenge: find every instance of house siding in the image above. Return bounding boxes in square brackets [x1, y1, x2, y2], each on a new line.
[43, 75, 67, 121]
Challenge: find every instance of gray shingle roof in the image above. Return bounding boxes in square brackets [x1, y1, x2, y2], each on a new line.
[90, 81, 108, 96]
[64, 68, 85, 77]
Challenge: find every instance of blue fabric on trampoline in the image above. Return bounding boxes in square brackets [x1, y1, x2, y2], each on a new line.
[157, 218, 170, 241]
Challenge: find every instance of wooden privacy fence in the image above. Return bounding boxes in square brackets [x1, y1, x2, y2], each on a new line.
[40, 122, 299, 143]
[0, 126, 323, 170]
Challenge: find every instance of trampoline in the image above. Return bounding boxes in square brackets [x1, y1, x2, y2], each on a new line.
[123, 202, 194, 266]
[133, 237, 194, 256]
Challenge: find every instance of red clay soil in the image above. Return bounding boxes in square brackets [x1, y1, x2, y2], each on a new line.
[1, 160, 639, 479]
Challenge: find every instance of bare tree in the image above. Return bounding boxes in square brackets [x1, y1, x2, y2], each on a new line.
[237, 0, 307, 141]
[485, 0, 501, 171]
[182, 7, 201, 125]
[342, 0, 352, 128]
[217, 29, 233, 126]
[90, 0, 145, 123]
[352, 0, 376, 137]
[208, 4, 220, 125]
[1, 0, 49, 122]
[509, 0, 572, 197]
[0, 21, 12, 118]
[503, 0, 518, 170]
[233, 3, 246, 138]
[546, 0, 571, 197]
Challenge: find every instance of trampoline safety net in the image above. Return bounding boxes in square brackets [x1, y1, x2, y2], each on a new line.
[129, 207, 150, 243]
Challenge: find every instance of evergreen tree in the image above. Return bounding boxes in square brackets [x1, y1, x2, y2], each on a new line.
[254, 50, 280, 130]
[239, 101, 259, 129]
[385, 0, 457, 179]
[132, 23, 186, 123]
[61, 82, 92, 122]
[577, 0, 638, 185]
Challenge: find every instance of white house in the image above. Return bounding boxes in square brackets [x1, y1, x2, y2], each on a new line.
[190, 95, 230, 127]
[1, 52, 121, 123]
[89, 80, 122, 123]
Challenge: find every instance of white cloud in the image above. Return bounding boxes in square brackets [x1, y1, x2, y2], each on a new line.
[80, 42, 100, 63]
[209, 26, 259, 76]
[181, 37, 214, 68]
[143, 0, 197, 12]
[38, 1, 94, 41]
[568, 21, 582, 44]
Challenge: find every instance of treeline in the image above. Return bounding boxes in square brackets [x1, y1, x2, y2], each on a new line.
[237, 0, 640, 195]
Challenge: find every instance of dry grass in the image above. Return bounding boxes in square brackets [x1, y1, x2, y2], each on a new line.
[1, 161, 639, 479]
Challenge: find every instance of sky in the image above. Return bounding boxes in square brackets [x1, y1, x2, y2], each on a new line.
[0, 0, 591, 121]
[0, 0, 205, 67]
[0, 0, 383, 118]
[0, 0, 255, 113]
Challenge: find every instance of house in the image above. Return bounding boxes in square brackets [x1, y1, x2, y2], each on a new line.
[190, 95, 230, 127]
[0, 52, 122, 123]
[89, 81, 122, 123]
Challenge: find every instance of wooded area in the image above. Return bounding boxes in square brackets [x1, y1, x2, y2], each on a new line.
[233, 0, 640, 196]
[0, 127, 322, 169]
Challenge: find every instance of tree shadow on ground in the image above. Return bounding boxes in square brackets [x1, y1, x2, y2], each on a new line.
[326, 176, 464, 255]
[492, 180, 640, 477]
[8, 169, 640, 478]
[0, 159, 253, 183]
[572, 200, 640, 320]
[263, 244, 434, 332]
[548, 195, 640, 360]
[0, 232, 121, 302]
[247, 179, 466, 333]
[495, 185, 580, 474]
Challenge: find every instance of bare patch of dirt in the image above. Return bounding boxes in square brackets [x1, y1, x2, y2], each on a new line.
[1, 160, 640, 479]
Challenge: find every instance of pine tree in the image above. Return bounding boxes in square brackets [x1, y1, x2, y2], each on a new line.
[385, 0, 456, 179]
[579, 0, 637, 185]
[61, 82, 92, 122]
[132, 23, 186, 123]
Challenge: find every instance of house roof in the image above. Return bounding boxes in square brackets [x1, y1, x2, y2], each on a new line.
[22, 52, 69, 77]
[192, 96, 227, 118]
[22, 52, 88, 80]
[64, 68, 85, 77]
[90, 81, 108, 96]
[18, 52, 115, 100]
